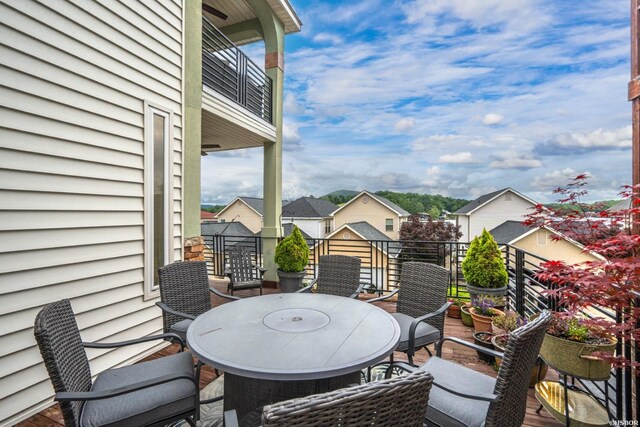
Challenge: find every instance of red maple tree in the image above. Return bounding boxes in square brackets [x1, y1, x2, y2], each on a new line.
[523, 175, 640, 369]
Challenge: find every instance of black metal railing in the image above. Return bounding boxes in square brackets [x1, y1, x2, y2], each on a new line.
[202, 234, 637, 420]
[202, 16, 272, 123]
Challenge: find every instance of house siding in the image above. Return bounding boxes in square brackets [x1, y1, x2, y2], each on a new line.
[0, 0, 183, 424]
[333, 194, 401, 239]
[285, 218, 322, 239]
[218, 200, 263, 233]
[511, 231, 601, 266]
[465, 193, 534, 241]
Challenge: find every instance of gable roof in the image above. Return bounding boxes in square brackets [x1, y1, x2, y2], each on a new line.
[454, 188, 537, 215]
[324, 221, 402, 257]
[282, 197, 338, 218]
[331, 190, 410, 217]
[488, 221, 532, 244]
[201, 221, 253, 237]
[201, 210, 218, 220]
[217, 196, 265, 217]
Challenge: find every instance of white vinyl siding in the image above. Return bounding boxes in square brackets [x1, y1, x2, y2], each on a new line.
[466, 192, 535, 241]
[0, 0, 183, 424]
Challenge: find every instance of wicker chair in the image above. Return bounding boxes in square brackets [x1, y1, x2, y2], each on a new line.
[297, 255, 364, 298]
[395, 310, 552, 427]
[367, 262, 451, 364]
[34, 299, 198, 427]
[226, 246, 265, 295]
[157, 260, 237, 343]
[224, 370, 434, 427]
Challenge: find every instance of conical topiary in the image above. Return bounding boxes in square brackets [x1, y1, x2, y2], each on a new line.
[461, 229, 508, 289]
[275, 225, 309, 272]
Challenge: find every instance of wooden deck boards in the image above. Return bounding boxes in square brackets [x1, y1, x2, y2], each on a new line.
[19, 281, 561, 426]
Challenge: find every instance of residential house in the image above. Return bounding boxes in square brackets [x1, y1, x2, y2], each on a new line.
[331, 191, 410, 240]
[453, 188, 537, 242]
[489, 221, 604, 265]
[217, 196, 265, 233]
[316, 222, 401, 290]
[281, 196, 338, 238]
[201, 210, 219, 223]
[0, 0, 300, 424]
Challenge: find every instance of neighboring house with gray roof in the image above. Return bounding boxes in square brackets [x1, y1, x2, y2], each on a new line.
[281, 196, 338, 238]
[332, 190, 411, 240]
[489, 220, 604, 265]
[217, 196, 266, 233]
[453, 188, 537, 242]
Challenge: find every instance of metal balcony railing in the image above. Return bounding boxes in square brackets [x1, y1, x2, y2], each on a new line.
[202, 16, 273, 123]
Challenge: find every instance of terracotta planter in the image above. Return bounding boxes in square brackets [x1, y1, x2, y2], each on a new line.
[492, 334, 548, 387]
[447, 304, 462, 318]
[460, 304, 474, 327]
[469, 308, 505, 332]
[473, 331, 496, 364]
[539, 333, 617, 380]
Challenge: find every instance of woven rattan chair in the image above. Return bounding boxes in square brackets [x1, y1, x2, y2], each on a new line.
[395, 310, 551, 427]
[226, 246, 265, 295]
[157, 260, 237, 343]
[367, 262, 451, 364]
[297, 255, 364, 298]
[223, 370, 434, 427]
[34, 299, 199, 427]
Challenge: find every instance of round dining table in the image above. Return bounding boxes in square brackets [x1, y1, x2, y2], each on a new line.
[187, 292, 400, 425]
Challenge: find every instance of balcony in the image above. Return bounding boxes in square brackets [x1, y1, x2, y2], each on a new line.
[202, 16, 272, 124]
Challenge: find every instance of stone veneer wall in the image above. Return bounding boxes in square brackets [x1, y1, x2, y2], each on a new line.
[184, 236, 205, 261]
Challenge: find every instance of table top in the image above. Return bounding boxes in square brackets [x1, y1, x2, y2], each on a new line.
[187, 293, 401, 381]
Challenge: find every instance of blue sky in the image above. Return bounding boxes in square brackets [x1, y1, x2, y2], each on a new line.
[201, 0, 630, 204]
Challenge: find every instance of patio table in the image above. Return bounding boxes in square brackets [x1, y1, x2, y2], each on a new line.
[187, 293, 400, 425]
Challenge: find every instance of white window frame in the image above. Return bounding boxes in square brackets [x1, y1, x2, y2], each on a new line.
[143, 101, 174, 300]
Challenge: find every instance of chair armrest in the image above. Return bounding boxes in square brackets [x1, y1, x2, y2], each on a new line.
[156, 301, 197, 321]
[209, 287, 240, 301]
[348, 283, 366, 299]
[55, 372, 197, 402]
[224, 410, 240, 427]
[431, 380, 498, 402]
[257, 266, 267, 278]
[365, 288, 399, 303]
[407, 301, 452, 356]
[435, 336, 504, 359]
[83, 333, 186, 350]
[295, 278, 317, 293]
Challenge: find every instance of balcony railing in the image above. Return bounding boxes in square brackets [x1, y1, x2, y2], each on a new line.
[202, 16, 273, 123]
[202, 234, 637, 420]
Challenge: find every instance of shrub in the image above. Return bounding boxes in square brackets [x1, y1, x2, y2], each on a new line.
[492, 312, 527, 334]
[461, 229, 508, 288]
[274, 226, 309, 272]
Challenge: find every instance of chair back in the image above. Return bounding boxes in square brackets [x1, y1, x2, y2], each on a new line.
[158, 261, 211, 334]
[486, 310, 551, 427]
[396, 262, 450, 334]
[228, 246, 256, 283]
[316, 255, 361, 297]
[261, 370, 434, 426]
[34, 299, 92, 427]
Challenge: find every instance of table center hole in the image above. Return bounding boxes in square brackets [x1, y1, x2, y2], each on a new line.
[292, 316, 302, 322]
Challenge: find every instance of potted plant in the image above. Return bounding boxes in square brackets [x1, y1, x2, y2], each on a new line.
[461, 229, 509, 299]
[539, 312, 617, 380]
[460, 303, 474, 327]
[473, 331, 496, 364]
[274, 226, 309, 293]
[469, 296, 505, 332]
[447, 298, 464, 318]
[491, 313, 548, 387]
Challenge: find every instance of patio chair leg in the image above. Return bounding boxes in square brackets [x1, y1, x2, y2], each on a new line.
[407, 353, 414, 366]
[186, 416, 197, 427]
[385, 353, 395, 379]
[425, 346, 433, 357]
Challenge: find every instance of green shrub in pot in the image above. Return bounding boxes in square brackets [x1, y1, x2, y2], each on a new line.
[462, 229, 508, 298]
[274, 226, 309, 293]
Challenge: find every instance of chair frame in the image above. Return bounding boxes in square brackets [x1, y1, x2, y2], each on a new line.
[34, 299, 199, 427]
[225, 245, 266, 295]
[297, 254, 365, 298]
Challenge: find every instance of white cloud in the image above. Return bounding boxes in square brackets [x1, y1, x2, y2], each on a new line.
[532, 168, 588, 190]
[482, 113, 504, 126]
[438, 152, 479, 164]
[490, 152, 542, 170]
[284, 93, 304, 115]
[312, 33, 343, 45]
[283, 122, 303, 151]
[548, 126, 631, 150]
[394, 118, 416, 132]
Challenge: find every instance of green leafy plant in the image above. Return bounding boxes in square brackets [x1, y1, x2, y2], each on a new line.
[449, 298, 464, 306]
[492, 312, 527, 334]
[461, 229, 508, 289]
[274, 226, 309, 273]
[546, 312, 610, 345]
[471, 297, 501, 317]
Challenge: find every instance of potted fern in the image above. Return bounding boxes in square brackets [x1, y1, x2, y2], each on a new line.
[274, 226, 309, 293]
[462, 229, 508, 299]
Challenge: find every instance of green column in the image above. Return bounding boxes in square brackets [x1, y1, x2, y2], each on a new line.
[183, 0, 203, 239]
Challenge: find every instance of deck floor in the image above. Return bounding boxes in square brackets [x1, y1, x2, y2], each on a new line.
[19, 281, 561, 426]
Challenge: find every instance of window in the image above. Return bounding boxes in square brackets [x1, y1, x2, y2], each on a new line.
[144, 103, 173, 298]
[324, 220, 331, 234]
[385, 218, 394, 231]
[537, 230, 547, 246]
[220, 219, 226, 223]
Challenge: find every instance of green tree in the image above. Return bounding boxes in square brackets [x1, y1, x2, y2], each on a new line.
[461, 229, 508, 288]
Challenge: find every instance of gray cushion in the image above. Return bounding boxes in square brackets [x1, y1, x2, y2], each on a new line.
[170, 318, 193, 341]
[392, 312, 440, 352]
[420, 356, 495, 427]
[80, 351, 196, 427]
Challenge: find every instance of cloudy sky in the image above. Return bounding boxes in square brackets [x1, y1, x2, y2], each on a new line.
[201, 0, 631, 204]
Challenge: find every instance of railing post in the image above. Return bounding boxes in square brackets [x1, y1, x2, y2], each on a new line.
[515, 249, 525, 315]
